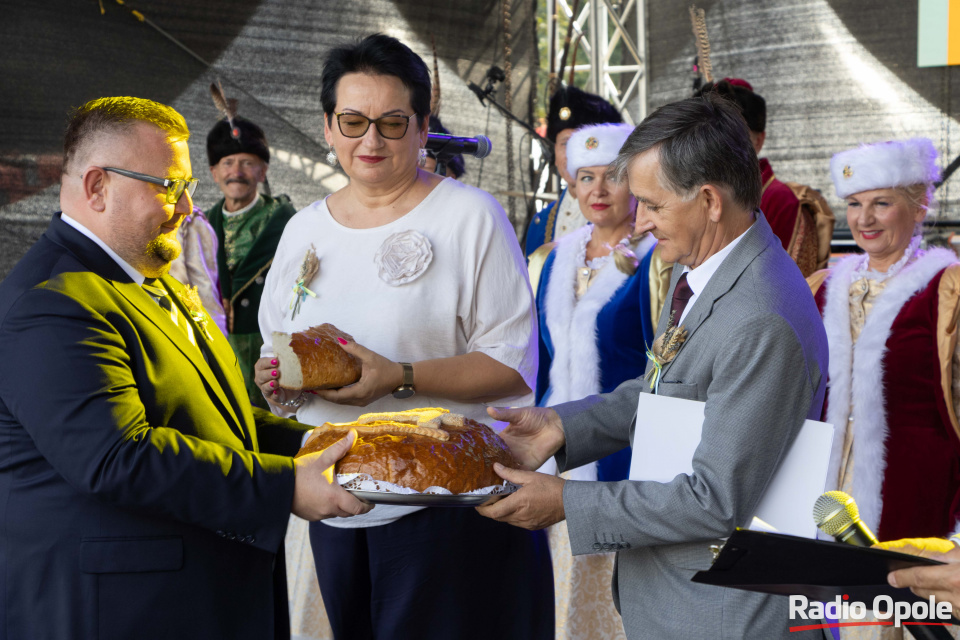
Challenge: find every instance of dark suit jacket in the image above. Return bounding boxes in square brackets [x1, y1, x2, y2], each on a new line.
[0, 214, 310, 640]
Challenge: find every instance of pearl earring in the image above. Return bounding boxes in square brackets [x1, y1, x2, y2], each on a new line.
[326, 150, 338, 167]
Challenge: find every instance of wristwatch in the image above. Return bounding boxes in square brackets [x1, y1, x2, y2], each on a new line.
[392, 362, 415, 399]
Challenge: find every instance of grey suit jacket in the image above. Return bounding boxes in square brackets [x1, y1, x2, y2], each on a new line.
[554, 214, 828, 639]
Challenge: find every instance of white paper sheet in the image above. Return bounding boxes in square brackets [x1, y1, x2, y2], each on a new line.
[628, 393, 834, 539]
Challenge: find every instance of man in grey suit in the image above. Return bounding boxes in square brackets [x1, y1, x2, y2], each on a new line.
[478, 93, 828, 638]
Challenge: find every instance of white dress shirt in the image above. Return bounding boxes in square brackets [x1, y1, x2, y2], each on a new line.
[222, 194, 263, 217]
[678, 221, 754, 326]
[61, 213, 145, 285]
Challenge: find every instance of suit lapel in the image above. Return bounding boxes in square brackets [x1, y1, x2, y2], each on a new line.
[111, 273, 251, 446]
[659, 214, 775, 378]
[162, 276, 256, 449]
[48, 214, 254, 448]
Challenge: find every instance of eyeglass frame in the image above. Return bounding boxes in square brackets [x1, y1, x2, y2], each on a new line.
[92, 166, 199, 204]
[333, 112, 416, 140]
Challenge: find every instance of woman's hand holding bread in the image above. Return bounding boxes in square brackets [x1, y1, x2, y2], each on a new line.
[254, 357, 302, 407]
[312, 338, 405, 407]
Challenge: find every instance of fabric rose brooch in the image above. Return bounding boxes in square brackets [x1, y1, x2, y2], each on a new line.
[374, 230, 433, 286]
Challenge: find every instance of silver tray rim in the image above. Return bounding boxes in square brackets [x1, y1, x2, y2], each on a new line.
[347, 485, 517, 507]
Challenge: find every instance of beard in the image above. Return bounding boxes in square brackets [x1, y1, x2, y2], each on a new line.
[140, 234, 182, 278]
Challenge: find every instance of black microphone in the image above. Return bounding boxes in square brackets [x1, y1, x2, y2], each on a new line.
[468, 67, 505, 107]
[468, 81, 491, 106]
[812, 491, 878, 547]
[425, 133, 492, 160]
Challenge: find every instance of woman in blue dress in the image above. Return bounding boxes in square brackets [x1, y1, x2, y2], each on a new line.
[534, 122, 671, 639]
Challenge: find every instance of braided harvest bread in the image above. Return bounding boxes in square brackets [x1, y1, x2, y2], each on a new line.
[296, 408, 520, 494]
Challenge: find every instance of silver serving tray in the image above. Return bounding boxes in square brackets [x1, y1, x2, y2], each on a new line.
[348, 485, 517, 507]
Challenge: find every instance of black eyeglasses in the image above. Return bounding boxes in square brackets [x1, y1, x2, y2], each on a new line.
[334, 112, 414, 139]
[99, 167, 199, 204]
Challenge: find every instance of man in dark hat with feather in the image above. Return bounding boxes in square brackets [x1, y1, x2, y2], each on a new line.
[696, 79, 834, 276]
[206, 116, 297, 408]
[525, 86, 623, 265]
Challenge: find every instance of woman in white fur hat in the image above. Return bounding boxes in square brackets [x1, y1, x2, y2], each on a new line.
[808, 138, 960, 561]
[533, 122, 670, 640]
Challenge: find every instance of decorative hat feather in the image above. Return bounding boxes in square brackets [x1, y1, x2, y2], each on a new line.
[430, 35, 441, 117]
[209, 80, 240, 140]
[205, 85, 271, 166]
[689, 5, 714, 84]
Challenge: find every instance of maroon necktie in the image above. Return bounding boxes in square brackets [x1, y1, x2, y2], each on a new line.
[669, 273, 694, 326]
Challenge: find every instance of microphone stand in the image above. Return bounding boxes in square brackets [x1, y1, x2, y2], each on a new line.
[935, 152, 960, 189]
[467, 71, 555, 237]
[468, 79, 554, 164]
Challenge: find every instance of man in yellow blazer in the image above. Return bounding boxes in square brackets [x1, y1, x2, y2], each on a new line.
[0, 97, 369, 640]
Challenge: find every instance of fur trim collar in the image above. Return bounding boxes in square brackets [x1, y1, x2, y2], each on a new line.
[544, 225, 629, 406]
[543, 225, 638, 482]
[821, 247, 956, 533]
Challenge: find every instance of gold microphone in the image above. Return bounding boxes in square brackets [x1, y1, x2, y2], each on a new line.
[812, 491, 879, 547]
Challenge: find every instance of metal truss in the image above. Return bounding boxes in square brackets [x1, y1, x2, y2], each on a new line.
[545, 0, 647, 123]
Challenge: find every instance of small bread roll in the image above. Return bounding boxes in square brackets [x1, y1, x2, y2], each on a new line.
[272, 323, 362, 390]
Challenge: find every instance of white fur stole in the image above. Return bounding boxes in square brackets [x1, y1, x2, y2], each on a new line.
[821, 248, 957, 534]
[540, 225, 633, 481]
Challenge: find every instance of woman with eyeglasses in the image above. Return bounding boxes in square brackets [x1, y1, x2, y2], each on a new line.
[534, 123, 669, 640]
[255, 34, 552, 640]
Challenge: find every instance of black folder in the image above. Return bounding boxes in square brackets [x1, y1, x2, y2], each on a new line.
[692, 530, 958, 640]
[691, 529, 946, 605]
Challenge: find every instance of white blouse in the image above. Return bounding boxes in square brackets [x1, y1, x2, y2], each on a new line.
[259, 178, 538, 528]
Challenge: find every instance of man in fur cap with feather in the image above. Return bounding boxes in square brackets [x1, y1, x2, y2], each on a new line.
[206, 115, 297, 409]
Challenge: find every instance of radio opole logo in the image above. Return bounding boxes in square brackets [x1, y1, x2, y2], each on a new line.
[789, 594, 953, 632]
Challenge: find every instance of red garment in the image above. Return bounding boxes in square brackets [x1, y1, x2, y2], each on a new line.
[814, 269, 960, 541]
[760, 158, 801, 252]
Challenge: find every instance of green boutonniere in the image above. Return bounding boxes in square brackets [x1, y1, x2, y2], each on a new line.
[290, 244, 320, 320]
[645, 312, 687, 394]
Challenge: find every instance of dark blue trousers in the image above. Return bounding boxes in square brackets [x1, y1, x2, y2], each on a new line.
[310, 507, 554, 640]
